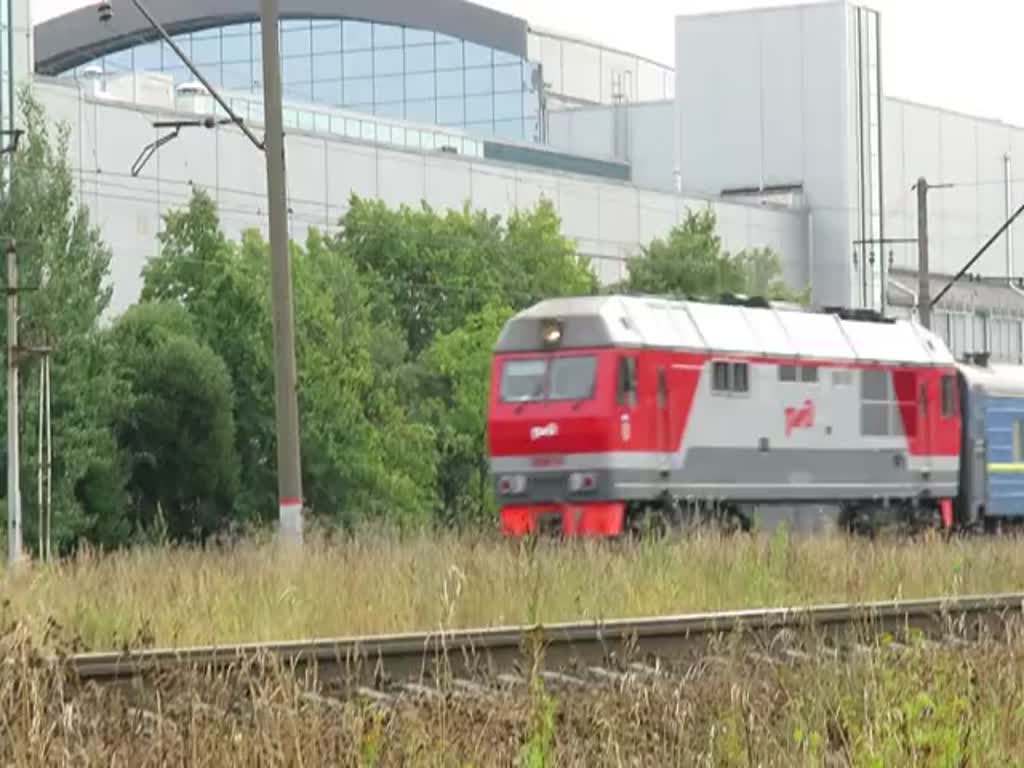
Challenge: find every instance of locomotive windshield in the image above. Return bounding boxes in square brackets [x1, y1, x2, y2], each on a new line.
[500, 356, 597, 402]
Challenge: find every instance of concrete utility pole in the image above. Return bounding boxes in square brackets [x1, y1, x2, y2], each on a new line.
[916, 177, 931, 330]
[6, 240, 20, 564]
[260, 0, 303, 544]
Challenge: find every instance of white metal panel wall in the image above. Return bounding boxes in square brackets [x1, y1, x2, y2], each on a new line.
[883, 97, 1024, 280]
[547, 101, 678, 194]
[675, 10, 762, 195]
[675, 2, 854, 308]
[624, 101, 676, 193]
[545, 108, 615, 160]
[36, 77, 806, 318]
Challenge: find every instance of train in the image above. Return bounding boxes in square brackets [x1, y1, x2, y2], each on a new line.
[486, 294, 1024, 537]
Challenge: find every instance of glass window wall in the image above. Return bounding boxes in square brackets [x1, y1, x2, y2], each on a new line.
[529, 30, 674, 107]
[64, 18, 542, 142]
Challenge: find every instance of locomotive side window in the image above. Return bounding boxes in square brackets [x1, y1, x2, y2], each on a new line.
[832, 369, 853, 387]
[779, 365, 818, 383]
[941, 375, 957, 417]
[713, 362, 730, 391]
[860, 369, 894, 436]
[617, 357, 638, 407]
[733, 363, 749, 392]
[712, 361, 749, 394]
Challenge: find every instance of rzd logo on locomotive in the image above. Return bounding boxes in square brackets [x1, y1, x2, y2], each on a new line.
[530, 422, 559, 441]
[784, 400, 815, 437]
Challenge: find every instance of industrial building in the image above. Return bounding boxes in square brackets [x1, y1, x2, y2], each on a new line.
[0, 0, 1020, 362]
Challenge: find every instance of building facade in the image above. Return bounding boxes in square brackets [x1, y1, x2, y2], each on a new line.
[22, 0, 1024, 363]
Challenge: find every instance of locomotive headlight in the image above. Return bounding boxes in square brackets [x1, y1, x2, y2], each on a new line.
[498, 475, 527, 496]
[541, 319, 562, 347]
[568, 472, 597, 494]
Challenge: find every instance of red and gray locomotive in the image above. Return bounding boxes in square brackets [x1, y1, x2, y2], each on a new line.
[487, 295, 1023, 537]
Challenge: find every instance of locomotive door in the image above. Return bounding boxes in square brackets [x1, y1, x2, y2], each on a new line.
[657, 367, 670, 477]
[919, 381, 932, 474]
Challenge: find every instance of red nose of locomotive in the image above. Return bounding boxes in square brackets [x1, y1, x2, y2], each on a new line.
[486, 312, 629, 537]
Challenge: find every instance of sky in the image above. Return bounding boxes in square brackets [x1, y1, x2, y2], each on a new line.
[30, 0, 1024, 126]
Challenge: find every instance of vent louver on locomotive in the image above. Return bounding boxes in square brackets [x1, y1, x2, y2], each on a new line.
[820, 306, 897, 324]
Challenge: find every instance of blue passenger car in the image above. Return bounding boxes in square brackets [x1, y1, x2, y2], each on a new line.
[958, 362, 1024, 528]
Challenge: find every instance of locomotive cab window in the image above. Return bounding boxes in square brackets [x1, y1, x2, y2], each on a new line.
[713, 361, 750, 394]
[500, 359, 547, 402]
[500, 356, 598, 403]
[548, 356, 597, 401]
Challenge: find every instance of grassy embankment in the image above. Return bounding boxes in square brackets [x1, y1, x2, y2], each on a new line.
[1, 530, 1023, 764]
[0, 527, 1021, 650]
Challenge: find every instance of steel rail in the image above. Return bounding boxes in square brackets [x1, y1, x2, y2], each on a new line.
[66, 593, 1024, 688]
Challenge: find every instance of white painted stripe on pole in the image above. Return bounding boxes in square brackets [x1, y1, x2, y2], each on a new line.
[279, 501, 303, 541]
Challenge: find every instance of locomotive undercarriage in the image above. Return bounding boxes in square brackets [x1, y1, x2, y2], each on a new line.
[624, 493, 753, 538]
[838, 498, 945, 538]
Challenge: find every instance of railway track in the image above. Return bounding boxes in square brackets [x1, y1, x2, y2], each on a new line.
[67, 592, 1024, 694]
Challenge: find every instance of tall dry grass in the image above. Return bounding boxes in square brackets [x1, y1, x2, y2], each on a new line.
[0, 527, 1022, 651]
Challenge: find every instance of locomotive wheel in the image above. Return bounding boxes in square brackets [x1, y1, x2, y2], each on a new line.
[625, 503, 670, 539]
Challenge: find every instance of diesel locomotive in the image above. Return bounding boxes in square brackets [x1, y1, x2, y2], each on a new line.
[486, 295, 1024, 537]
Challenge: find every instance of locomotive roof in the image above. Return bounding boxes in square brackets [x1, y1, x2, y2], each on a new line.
[495, 295, 956, 366]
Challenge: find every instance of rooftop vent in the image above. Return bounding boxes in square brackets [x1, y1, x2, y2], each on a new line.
[822, 306, 896, 324]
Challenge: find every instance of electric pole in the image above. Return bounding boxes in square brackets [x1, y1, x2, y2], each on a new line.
[6, 240, 20, 564]
[916, 177, 931, 330]
[260, 0, 303, 545]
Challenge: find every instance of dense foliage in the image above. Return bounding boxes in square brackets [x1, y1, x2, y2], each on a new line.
[619, 208, 810, 303]
[0, 90, 804, 552]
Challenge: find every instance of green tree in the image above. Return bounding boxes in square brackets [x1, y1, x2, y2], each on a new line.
[0, 86, 130, 552]
[621, 208, 808, 303]
[733, 247, 811, 304]
[142, 190, 437, 528]
[108, 302, 240, 541]
[333, 194, 597, 525]
[297, 228, 437, 526]
[334, 195, 598, 358]
[143, 198, 276, 519]
[420, 303, 514, 524]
